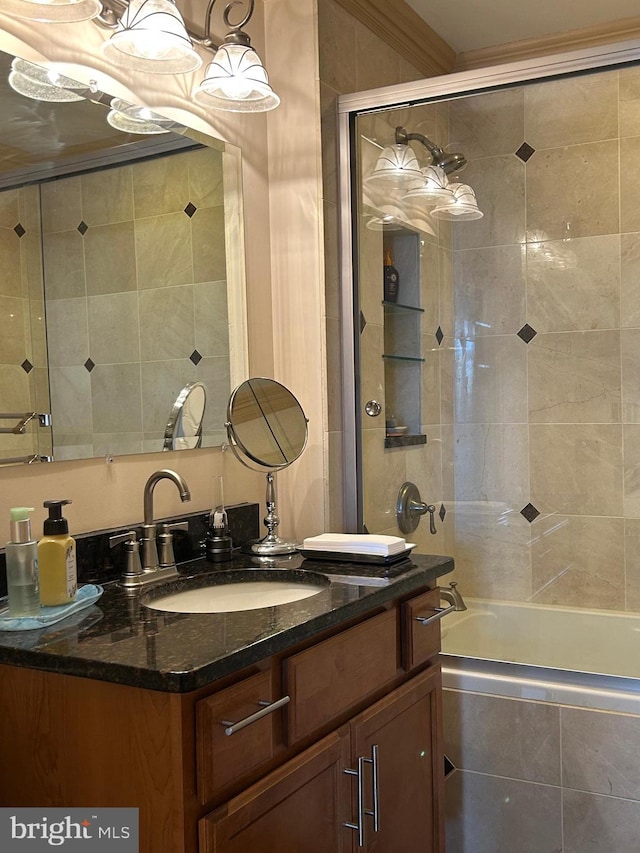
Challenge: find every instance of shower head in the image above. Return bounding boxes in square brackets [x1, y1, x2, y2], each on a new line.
[395, 126, 467, 175]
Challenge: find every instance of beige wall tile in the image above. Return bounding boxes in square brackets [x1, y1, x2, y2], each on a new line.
[185, 147, 224, 210]
[0, 188, 19, 229]
[132, 153, 190, 218]
[21, 232, 44, 301]
[191, 205, 226, 284]
[531, 514, 624, 608]
[0, 227, 23, 299]
[40, 176, 81, 234]
[453, 244, 526, 337]
[28, 300, 47, 368]
[139, 285, 195, 362]
[93, 433, 143, 458]
[621, 233, 640, 328]
[453, 424, 529, 506]
[194, 281, 229, 358]
[526, 140, 619, 241]
[87, 292, 140, 365]
[91, 364, 142, 434]
[140, 359, 196, 434]
[562, 706, 640, 799]
[623, 425, 640, 517]
[135, 212, 192, 290]
[564, 789, 640, 853]
[621, 329, 640, 422]
[320, 85, 339, 210]
[362, 428, 407, 531]
[45, 297, 88, 368]
[317, 0, 357, 95]
[48, 366, 92, 435]
[619, 67, 640, 138]
[84, 221, 137, 296]
[194, 356, 231, 437]
[326, 315, 343, 433]
[81, 165, 133, 226]
[528, 331, 621, 424]
[42, 231, 85, 300]
[443, 504, 532, 600]
[360, 322, 384, 431]
[624, 519, 640, 610]
[444, 689, 560, 783]
[449, 87, 525, 159]
[527, 234, 620, 332]
[524, 72, 618, 149]
[453, 335, 527, 425]
[421, 342, 440, 428]
[530, 424, 623, 516]
[445, 770, 562, 853]
[355, 26, 400, 92]
[452, 155, 526, 251]
[620, 137, 640, 234]
[0, 296, 25, 364]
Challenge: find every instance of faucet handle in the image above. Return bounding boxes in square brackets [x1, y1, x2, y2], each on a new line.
[157, 521, 188, 568]
[109, 530, 144, 582]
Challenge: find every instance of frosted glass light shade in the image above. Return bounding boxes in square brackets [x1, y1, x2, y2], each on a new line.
[194, 43, 280, 112]
[366, 144, 422, 189]
[107, 99, 174, 134]
[404, 165, 453, 204]
[431, 183, 483, 220]
[4, 0, 101, 23]
[101, 0, 202, 74]
[8, 58, 85, 102]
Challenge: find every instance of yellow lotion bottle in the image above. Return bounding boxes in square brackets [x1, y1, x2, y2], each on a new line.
[38, 499, 77, 606]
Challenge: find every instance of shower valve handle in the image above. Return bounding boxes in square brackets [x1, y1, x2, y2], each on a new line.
[396, 482, 437, 535]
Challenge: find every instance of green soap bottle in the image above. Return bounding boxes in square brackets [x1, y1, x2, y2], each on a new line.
[38, 500, 77, 607]
[6, 507, 40, 617]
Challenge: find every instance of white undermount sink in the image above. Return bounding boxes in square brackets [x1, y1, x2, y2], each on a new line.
[144, 577, 327, 614]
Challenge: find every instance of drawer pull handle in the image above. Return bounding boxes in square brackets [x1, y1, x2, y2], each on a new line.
[344, 744, 380, 847]
[414, 603, 455, 626]
[221, 695, 290, 736]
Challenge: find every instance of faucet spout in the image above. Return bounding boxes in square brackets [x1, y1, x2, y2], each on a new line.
[440, 581, 467, 612]
[140, 469, 191, 575]
[143, 468, 191, 526]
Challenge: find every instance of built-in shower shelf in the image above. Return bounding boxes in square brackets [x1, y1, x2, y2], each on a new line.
[384, 433, 427, 449]
[382, 354, 425, 363]
[382, 301, 424, 313]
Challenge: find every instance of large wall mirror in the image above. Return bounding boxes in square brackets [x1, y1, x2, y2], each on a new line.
[0, 48, 248, 466]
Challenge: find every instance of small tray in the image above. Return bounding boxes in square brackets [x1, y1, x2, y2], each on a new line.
[0, 584, 104, 632]
[297, 545, 415, 566]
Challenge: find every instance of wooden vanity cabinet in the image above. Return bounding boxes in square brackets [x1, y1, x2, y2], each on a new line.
[0, 583, 446, 853]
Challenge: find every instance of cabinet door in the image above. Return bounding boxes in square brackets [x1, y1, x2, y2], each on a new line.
[200, 730, 353, 853]
[349, 666, 444, 853]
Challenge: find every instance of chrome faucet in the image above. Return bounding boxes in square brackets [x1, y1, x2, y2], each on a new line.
[140, 469, 191, 576]
[440, 582, 467, 611]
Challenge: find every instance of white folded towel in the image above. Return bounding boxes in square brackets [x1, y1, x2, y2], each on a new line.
[302, 533, 408, 556]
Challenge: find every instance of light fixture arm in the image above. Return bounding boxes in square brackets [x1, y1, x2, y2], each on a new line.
[395, 125, 445, 167]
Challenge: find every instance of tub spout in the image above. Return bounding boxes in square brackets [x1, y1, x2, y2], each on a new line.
[440, 582, 467, 611]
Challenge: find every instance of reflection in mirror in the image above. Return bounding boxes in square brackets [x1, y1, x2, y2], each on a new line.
[226, 378, 308, 555]
[0, 50, 247, 467]
[163, 381, 206, 451]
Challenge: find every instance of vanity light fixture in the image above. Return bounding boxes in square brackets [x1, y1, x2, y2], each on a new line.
[431, 182, 483, 220]
[366, 143, 422, 189]
[3, 0, 102, 24]
[8, 58, 86, 102]
[106, 97, 175, 133]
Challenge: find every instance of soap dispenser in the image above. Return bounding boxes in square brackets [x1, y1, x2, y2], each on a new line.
[5, 507, 40, 616]
[38, 499, 77, 606]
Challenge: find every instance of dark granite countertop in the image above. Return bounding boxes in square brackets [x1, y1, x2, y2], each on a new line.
[0, 552, 453, 693]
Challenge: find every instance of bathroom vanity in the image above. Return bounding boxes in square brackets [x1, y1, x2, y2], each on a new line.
[0, 553, 452, 852]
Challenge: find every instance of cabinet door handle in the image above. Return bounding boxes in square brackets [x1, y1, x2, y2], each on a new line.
[370, 743, 380, 832]
[344, 756, 366, 848]
[220, 695, 290, 736]
[414, 603, 455, 626]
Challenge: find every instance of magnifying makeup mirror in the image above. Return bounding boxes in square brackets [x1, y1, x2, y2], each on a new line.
[225, 378, 308, 555]
[163, 381, 207, 451]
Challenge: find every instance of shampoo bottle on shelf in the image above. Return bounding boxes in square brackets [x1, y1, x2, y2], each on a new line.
[38, 499, 77, 606]
[6, 507, 40, 617]
[383, 246, 399, 303]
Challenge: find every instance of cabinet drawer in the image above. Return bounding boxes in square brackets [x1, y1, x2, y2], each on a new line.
[196, 670, 280, 804]
[284, 609, 398, 745]
[402, 587, 442, 671]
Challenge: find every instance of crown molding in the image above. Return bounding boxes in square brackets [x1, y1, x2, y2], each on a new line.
[332, 0, 456, 77]
[456, 14, 640, 71]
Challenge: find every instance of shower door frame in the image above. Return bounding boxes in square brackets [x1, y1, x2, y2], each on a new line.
[338, 37, 640, 532]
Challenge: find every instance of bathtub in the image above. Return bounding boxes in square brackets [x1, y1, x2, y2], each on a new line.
[440, 598, 640, 714]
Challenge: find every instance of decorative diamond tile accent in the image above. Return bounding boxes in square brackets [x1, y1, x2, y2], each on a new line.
[190, 349, 202, 366]
[444, 755, 456, 778]
[21, 359, 33, 374]
[517, 323, 537, 344]
[439, 503, 446, 523]
[77, 221, 88, 235]
[84, 358, 95, 373]
[520, 502, 540, 523]
[363, 523, 370, 534]
[435, 326, 444, 346]
[14, 223, 25, 238]
[184, 202, 197, 218]
[360, 311, 367, 334]
[515, 142, 535, 162]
